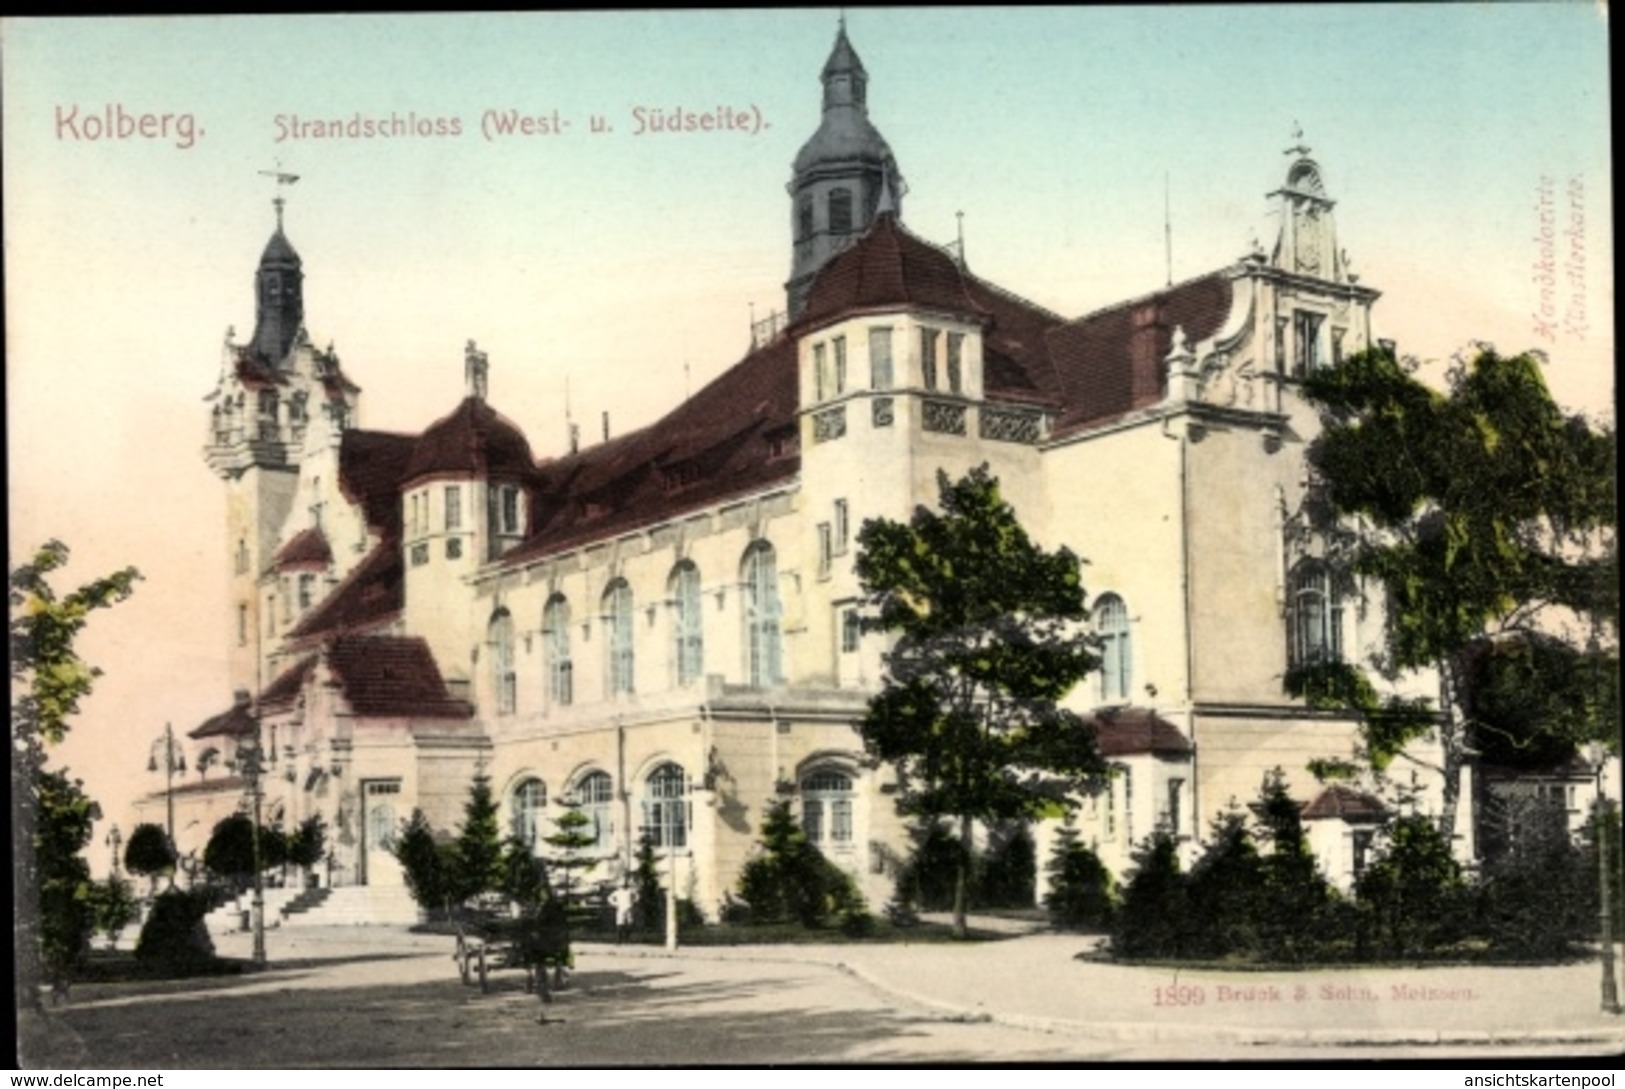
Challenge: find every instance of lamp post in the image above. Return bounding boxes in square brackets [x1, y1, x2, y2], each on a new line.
[1587, 740, 1620, 1014]
[237, 733, 268, 968]
[147, 723, 185, 885]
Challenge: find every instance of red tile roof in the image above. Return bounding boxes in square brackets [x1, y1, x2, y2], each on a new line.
[404, 397, 538, 486]
[325, 635, 473, 719]
[286, 541, 402, 643]
[797, 214, 992, 329]
[1300, 784, 1388, 822]
[502, 333, 800, 566]
[273, 527, 332, 570]
[189, 657, 315, 739]
[1086, 707, 1193, 757]
[1046, 273, 1234, 437]
[338, 429, 417, 535]
[189, 697, 257, 740]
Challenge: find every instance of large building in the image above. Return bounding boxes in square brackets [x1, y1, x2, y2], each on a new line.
[140, 23, 1460, 917]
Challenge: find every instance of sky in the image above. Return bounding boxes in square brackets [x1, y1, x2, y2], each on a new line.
[3, 7, 1613, 873]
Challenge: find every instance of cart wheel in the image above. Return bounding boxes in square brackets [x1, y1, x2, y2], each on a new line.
[456, 937, 472, 985]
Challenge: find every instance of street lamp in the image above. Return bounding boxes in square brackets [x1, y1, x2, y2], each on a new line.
[1586, 739, 1620, 1015]
[147, 723, 185, 884]
[236, 732, 268, 969]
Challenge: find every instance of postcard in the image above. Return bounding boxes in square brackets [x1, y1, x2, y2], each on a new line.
[6, 8, 1618, 1068]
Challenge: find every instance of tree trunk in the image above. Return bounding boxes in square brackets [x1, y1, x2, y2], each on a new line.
[1436, 657, 1468, 855]
[13, 746, 43, 1012]
[953, 813, 972, 939]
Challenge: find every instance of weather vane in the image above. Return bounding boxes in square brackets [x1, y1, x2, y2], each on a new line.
[258, 162, 301, 229]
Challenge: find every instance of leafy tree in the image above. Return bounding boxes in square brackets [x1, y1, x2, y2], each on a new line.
[856, 466, 1106, 936]
[286, 814, 327, 872]
[451, 773, 505, 905]
[1043, 816, 1115, 931]
[203, 814, 262, 892]
[37, 769, 98, 983]
[1292, 346, 1617, 846]
[124, 822, 176, 894]
[85, 877, 138, 949]
[1474, 799, 1594, 959]
[501, 836, 550, 909]
[10, 540, 140, 1008]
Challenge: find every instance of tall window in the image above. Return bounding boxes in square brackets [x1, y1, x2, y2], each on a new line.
[841, 608, 862, 654]
[744, 542, 783, 687]
[235, 538, 249, 575]
[1096, 594, 1132, 703]
[832, 336, 847, 394]
[501, 485, 521, 535]
[444, 485, 461, 531]
[834, 499, 850, 554]
[575, 771, 615, 851]
[237, 603, 248, 647]
[544, 596, 573, 706]
[645, 763, 688, 849]
[605, 580, 635, 697]
[1294, 311, 1325, 375]
[921, 328, 940, 390]
[813, 342, 828, 402]
[670, 562, 704, 687]
[491, 609, 516, 714]
[512, 778, 546, 852]
[798, 196, 814, 242]
[817, 523, 833, 577]
[946, 332, 964, 393]
[1288, 560, 1343, 666]
[802, 769, 854, 847]
[298, 573, 315, 612]
[869, 328, 893, 390]
[829, 187, 853, 234]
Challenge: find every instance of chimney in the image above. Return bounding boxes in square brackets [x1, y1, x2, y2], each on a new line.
[602, 411, 610, 443]
[233, 688, 251, 707]
[464, 339, 489, 402]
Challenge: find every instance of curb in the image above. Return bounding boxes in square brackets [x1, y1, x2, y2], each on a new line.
[578, 942, 1625, 1052]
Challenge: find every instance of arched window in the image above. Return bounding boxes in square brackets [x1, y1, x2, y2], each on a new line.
[644, 763, 688, 849]
[575, 770, 615, 851]
[511, 778, 546, 852]
[743, 543, 783, 687]
[543, 596, 573, 706]
[670, 562, 704, 687]
[801, 768, 854, 848]
[1096, 594, 1132, 703]
[490, 610, 516, 715]
[1288, 561, 1344, 667]
[604, 580, 635, 697]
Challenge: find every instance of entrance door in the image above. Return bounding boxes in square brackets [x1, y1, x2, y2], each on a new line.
[361, 780, 404, 886]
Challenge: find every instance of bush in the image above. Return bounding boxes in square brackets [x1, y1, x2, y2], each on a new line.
[1043, 818, 1116, 931]
[1355, 814, 1471, 960]
[896, 820, 970, 912]
[976, 823, 1037, 908]
[1181, 812, 1265, 958]
[1111, 832, 1187, 959]
[86, 878, 139, 949]
[1474, 804, 1591, 959]
[134, 888, 219, 974]
[736, 800, 857, 928]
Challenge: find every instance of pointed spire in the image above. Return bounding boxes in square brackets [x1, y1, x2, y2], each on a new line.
[464, 339, 489, 402]
[1285, 120, 1311, 159]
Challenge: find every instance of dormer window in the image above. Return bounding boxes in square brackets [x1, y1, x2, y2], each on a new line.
[946, 333, 964, 394]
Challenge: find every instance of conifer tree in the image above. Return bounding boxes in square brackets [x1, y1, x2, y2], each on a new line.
[452, 773, 504, 904]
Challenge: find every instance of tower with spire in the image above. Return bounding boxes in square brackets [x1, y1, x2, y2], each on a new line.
[205, 192, 364, 696]
[785, 18, 906, 319]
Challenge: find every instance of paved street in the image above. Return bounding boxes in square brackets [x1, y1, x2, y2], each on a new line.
[20, 924, 1625, 1066]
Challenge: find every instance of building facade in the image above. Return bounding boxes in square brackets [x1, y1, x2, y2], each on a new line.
[141, 24, 1463, 915]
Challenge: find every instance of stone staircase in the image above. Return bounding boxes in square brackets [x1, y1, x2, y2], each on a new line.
[204, 887, 303, 935]
[278, 884, 422, 927]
